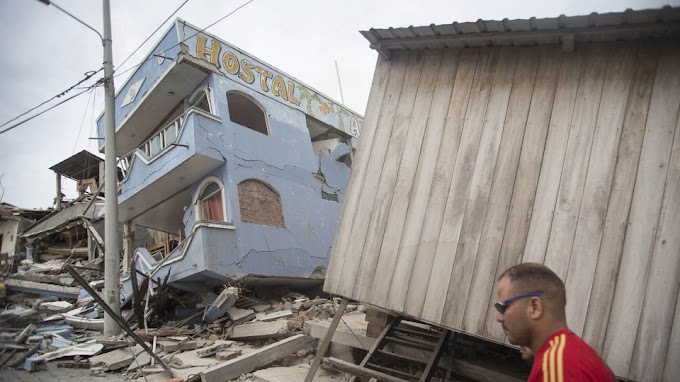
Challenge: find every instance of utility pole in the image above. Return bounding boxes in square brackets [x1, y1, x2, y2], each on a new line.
[38, 0, 121, 336]
[102, 0, 121, 336]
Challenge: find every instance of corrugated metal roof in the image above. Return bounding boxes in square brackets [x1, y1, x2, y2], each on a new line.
[361, 7, 680, 59]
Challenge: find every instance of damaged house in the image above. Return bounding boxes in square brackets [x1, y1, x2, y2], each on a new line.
[0, 203, 49, 271]
[98, 19, 363, 293]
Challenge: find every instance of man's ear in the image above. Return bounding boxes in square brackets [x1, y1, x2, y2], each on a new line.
[528, 297, 543, 320]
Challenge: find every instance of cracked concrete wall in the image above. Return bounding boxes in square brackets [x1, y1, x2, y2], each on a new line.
[173, 73, 352, 280]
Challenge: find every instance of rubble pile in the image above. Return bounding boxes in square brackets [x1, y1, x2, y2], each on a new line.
[0, 259, 365, 381]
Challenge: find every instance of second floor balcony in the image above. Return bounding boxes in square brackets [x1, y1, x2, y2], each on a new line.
[117, 109, 225, 231]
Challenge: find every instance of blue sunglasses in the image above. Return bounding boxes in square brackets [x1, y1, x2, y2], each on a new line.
[494, 290, 544, 314]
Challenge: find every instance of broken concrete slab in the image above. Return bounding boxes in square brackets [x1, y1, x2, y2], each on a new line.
[170, 340, 233, 367]
[303, 313, 375, 350]
[203, 287, 239, 323]
[197, 342, 232, 358]
[226, 306, 255, 323]
[252, 363, 346, 382]
[229, 321, 290, 340]
[89, 344, 144, 370]
[4, 279, 81, 299]
[255, 309, 293, 322]
[252, 304, 271, 313]
[215, 349, 242, 361]
[24, 341, 103, 371]
[199, 334, 314, 382]
[158, 340, 204, 352]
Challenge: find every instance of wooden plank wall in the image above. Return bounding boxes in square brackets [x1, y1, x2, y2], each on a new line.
[324, 40, 680, 381]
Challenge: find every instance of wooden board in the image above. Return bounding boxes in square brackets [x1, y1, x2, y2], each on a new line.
[483, 46, 562, 339]
[581, 44, 658, 352]
[543, 45, 608, 280]
[441, 47, 519, 329]
[421, 48, 497, 324]
[629, 46, 680, 382]
[324, 55, 392, 294]
[403, 49, 479, 318]
[522, 48, 585, 264]
[369, 50, 442, 307]
[602, 42, 680, 377]
[563, 43, 636, 335]
[463, 46, 540, 334]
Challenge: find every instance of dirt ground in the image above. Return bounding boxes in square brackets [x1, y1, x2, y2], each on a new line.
[0, 363, 128, 382]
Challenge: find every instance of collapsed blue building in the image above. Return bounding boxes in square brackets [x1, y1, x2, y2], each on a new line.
[96, 19, 363, 293]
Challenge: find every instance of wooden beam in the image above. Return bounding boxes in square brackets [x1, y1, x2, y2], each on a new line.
[305, 297, 349, 382]
[199, 334, 313, 382]
[322, 357, 410, 382]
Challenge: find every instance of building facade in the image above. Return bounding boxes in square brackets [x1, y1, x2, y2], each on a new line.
[97, 20, 362, 291]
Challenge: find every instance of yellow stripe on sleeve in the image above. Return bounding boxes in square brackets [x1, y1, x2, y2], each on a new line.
[549, 335, 560, 382]
[542, 340, 552, 382]
[556, 334, 566, 382]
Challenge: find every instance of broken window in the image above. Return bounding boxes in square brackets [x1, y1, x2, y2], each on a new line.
[189, 88, 212, 114]
[226, 91, 268, 135]
[238, 179, 284, 228]
[198, 181, 225, 221]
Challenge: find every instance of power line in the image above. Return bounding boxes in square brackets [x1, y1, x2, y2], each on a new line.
[117, 0, 190, 72]
[114, 0, 255, 81]
[0, 84, 100, 137]
[0, 68, 103, 129]
[72, 87, 96, 154]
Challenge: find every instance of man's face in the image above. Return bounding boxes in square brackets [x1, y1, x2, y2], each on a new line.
[496, 276, 532, 346]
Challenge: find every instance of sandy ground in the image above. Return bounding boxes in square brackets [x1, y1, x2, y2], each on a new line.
[0, 363, 128, 382]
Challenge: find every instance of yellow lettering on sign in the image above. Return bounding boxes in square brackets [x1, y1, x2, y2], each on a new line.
[196, 35, 221, 68]
[256, 67, 273, 92]
[239, 59, 255, 84]
[271, 76, 288, 101]
[222, 51, 239, 75]
[288, 81, 300, 106]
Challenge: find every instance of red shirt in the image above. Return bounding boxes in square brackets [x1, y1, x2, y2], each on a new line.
[528, 329, 616, 382]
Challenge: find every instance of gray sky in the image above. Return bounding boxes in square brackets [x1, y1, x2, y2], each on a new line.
[0, 0, 676, 209]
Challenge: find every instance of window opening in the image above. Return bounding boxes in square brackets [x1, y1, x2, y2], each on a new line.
[227, 91, 268, 135]
[199, 181, 224, 221]
[190, 89, 212, 113]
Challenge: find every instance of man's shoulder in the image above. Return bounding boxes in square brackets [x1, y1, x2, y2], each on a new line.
[532, 330, 615, 381]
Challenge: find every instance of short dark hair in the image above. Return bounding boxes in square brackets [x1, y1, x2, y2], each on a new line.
[499, 263, 567, 313]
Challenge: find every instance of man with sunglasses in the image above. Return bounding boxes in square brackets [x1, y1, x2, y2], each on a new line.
[495, 263, 616, 382]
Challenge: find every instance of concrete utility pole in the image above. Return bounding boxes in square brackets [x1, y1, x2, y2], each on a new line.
[38, 0, 120, 336]
[102, 0, 121, 336]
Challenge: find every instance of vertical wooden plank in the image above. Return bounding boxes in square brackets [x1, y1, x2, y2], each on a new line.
[329, 53, 410, 297]
[462, 47, 540, 334]
[543, 46, 608, 280]
[564, 43, 637, 336]
[441, 47, 519, 329]
[630, 72, 680, 381]
[403, 49, 479, 317]
[347, 51, 425, 301]
[419, 48, 496, 324]
[663, 289, 680, 381]
[581, 44, 658, 353]
[602, 43, 680, 378]
[522, 49, 585, 264]
[364, 50, 442, 306]
[482, 46, 562, 339]
[382, 50, 460, 311]
[324, 55, 396, 295]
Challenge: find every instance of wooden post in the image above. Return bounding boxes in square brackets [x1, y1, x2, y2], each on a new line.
[304, 297, 349, 382]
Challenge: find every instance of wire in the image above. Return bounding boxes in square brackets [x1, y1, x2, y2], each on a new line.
[116, 0, 190, 73]
[72, 87, 95, 154]
[0, 68, 103, 129]
[0, 84, 100, 137]
[113, 0, 255, 81]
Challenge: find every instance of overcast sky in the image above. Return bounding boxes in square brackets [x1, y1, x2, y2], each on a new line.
[0, 0, 676, 209]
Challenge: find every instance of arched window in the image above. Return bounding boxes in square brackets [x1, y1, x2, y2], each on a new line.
[197, 180, 224, 221]
[226, 91, 268, 135]
[238, 179, 284, 228]
[189, 88, 212, 114]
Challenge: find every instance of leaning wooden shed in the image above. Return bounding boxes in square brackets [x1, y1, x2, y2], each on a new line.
[324, 7, 680, 381]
